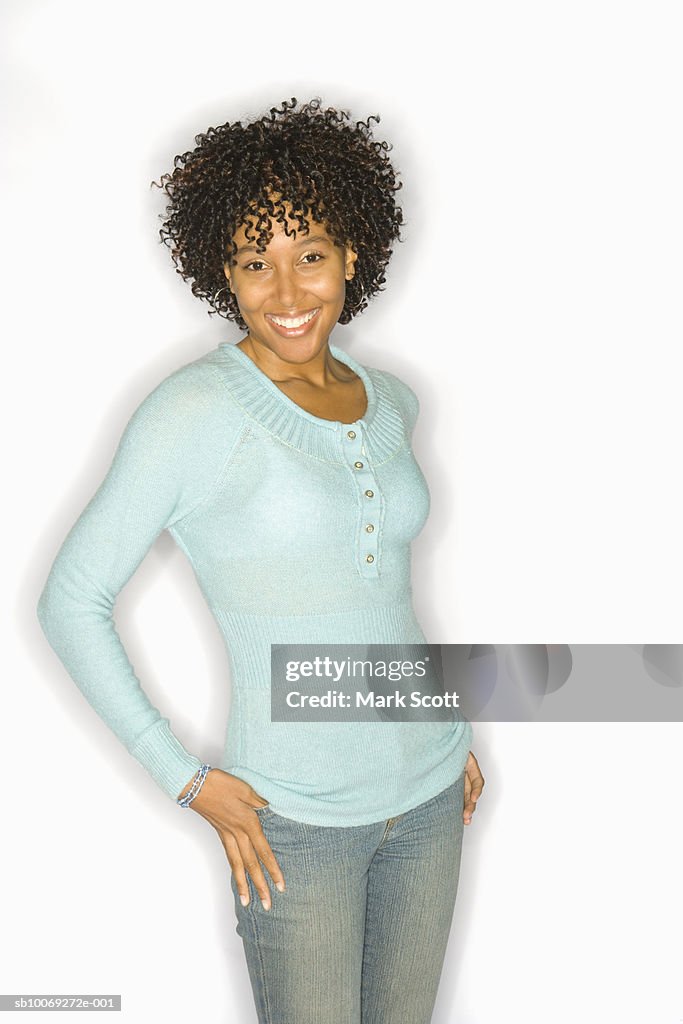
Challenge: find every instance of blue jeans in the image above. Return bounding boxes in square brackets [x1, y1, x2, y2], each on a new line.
[230, 769, 466, 1024]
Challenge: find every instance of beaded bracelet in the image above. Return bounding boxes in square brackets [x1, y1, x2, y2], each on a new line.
[177, 763, 212, 808]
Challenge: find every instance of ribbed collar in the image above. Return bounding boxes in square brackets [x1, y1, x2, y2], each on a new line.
[215, 340, 406, 464]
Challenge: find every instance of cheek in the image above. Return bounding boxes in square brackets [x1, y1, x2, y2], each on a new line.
[232, 280, 266, 314]
[312, 267, 348, 303]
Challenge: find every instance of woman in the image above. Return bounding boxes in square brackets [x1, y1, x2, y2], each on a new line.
[37, 96, 484, 1023]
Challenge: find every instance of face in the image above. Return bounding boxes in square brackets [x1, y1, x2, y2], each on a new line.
[223, 199, 357, 364]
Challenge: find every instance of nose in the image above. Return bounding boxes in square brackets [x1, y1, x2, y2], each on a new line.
[273, 265, 306, 310]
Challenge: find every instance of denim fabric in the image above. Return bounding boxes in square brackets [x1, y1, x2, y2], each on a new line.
[230, 769, 466, 1024]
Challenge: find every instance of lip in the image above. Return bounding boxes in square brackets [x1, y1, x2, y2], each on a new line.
[265, 307, 321, 338]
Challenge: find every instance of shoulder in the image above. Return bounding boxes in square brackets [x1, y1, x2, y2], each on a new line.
[371, 366, 421, 437]
[108, 350, 247, 525]
[121, 351, 244, 447]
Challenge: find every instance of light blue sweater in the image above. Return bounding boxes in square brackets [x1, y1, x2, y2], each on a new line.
[37, 341, 472, 826]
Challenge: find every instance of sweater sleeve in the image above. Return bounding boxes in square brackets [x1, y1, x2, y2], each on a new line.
[36, 360, 240, 802]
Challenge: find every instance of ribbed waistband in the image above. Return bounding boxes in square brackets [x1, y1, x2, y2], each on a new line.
[214, 602, 428, 689]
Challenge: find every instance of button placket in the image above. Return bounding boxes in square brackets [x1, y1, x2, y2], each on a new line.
[343, 423, 381, 577]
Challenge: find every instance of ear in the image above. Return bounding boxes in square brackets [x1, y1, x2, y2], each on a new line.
[344, 243, 358, 281]
[223, 262, 235, 293]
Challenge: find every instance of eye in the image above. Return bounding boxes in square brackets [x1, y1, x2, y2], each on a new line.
[244, 260, 267, 272]
[301, 251, 324, 264]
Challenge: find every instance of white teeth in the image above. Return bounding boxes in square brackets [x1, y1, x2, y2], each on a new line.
[269, 309, 318, 328]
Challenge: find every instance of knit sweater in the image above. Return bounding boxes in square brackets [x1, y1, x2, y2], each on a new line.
[36, 341, 472, 826]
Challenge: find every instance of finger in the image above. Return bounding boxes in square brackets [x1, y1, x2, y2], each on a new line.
[466, 753, 485, 796]
[247, 819, 286, 893]
[235, 832, 274, 911]
[219, 832, 251, 907]
[468, 776, 485, 803]
[462, 775, 473, 825]
[245, 795, 270, 810]
[467, 754, 484, 784]
[463, 793, 478, 817]
[244, 784, 271, 809]
[229, 858, 251, 907]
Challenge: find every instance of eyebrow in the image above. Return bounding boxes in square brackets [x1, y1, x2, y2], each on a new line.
[235, 233, 332, 256]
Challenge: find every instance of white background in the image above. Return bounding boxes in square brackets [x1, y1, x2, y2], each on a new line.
[3, 1, 682, 1021]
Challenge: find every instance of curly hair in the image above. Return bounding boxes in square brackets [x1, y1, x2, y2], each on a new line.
[150, 96, 404, 330]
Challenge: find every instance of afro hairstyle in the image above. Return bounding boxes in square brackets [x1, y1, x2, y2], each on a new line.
[151, 96, 405, 330]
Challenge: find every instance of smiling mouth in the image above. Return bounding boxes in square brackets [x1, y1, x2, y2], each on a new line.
[266, 308, 321, 329]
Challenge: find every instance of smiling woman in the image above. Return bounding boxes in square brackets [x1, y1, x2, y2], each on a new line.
[222, 197, 368, 418]
[36, 95, 483, 1024]
[153, 96, 402, 329]
[226, 197, 355, 345]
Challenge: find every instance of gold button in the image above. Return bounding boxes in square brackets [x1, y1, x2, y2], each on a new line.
[365, 489, 374, 498]
[354, 461, 363, 469]
[365, 524, 374, 533]
[366, 554, 375, 563]
[347, 430, 356, 439]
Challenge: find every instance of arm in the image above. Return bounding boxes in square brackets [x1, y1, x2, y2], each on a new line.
[36, 360, 242, 802]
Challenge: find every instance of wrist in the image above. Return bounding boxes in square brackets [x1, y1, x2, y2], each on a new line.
[176, 763, 213, 808]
